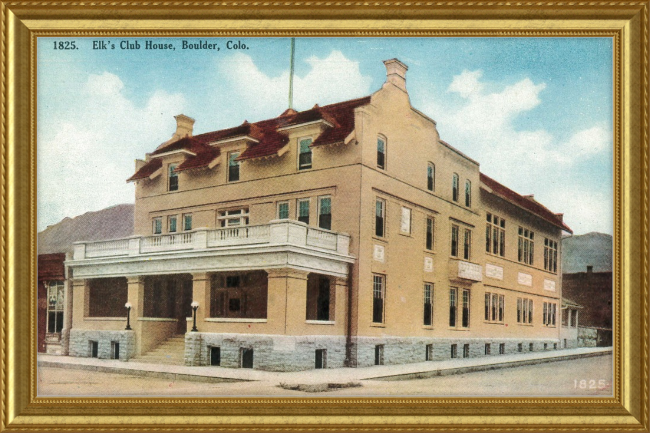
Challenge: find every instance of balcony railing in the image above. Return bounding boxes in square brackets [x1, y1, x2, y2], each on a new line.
[73, 220, 350, 260]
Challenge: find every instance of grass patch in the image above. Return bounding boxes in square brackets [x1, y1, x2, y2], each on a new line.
[278, 382, 362, 393]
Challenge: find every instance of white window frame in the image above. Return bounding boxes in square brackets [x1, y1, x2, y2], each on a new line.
[298, 137, 313, 170]
[375, 198, 386, 238]
[168, 163, 179, 191]
[182, 214, 193, 231]
[377, 136, 386, 170]
[486, 213, 506, 257]
[168, 215, 178, 233]
[152, 217, 162, 235]
[485, 292, 505, 323]
[277, 201, 290, 220]
[46, 281, 65, 334]
[218, 208, 250, 228]
[227, 151, 241, 182]
[317, 196, 332, 230]
[297, 198, 310, 224]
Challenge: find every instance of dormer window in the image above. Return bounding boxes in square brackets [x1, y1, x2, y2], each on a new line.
[168, 164, 178, 191]
[298, 138, 312, 170]
[377, 137, 386, 170]
[228, 152, 240, 182]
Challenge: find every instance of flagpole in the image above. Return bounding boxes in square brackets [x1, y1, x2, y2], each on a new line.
[289, 37, 295, 109]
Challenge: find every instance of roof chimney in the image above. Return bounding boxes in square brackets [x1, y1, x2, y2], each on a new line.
[172, 114, 195, 140]
[383, 59, 408, 92]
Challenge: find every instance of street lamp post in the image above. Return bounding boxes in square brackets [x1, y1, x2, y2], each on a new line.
[125, 302, 132, 331]
[191, 301, 199, 332]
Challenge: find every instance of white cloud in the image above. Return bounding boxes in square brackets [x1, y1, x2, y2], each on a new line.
[219, 50, 372, 119]
[37, 72, 185, 230]
[422, 70, 612, 234]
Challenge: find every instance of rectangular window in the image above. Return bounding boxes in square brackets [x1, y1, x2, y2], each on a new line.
[168, 164, 179, 191]
[423, 283, 433, 326]
[400, 207, 411, 234]
[544, 238, 558, 273]
[452, 173, 459, 202]
[517, 297, 534, 324]
[499, 343, 505, 355]
[374, 345, 384, 365]
[168, 215, 177, 233]
[425, 217, 434, 251]
[485, 343, 491, 355]
[372, 274, 385, 323]
[318, 196, 332, 230]
[315, 349, 327, 369]
[427, 163, 435, 191]
[183, 214, 192, 231]
[518, 227, 535, 265]
[461, 289, 470, 328]
[377, 137, 386, 169]
[218, 209, 249, 228]
[463, 229, 472, 261]
[46, 281, 65, 334]
[153, 217, 162, 235]
[486, 213, 506, 256]
[465, 180, 471, 207]
[543, 302, 557, 326]
[450, 344, 457, 359]
[451, 225, 459, 257]
[463, 344, 470, 358]
[210, 347, 221, 366]
[449, 288, 457, 327]
[297, 199, 310, 224]
[529, 343, 534, 352]
[518, 343, 523, 352]
[375, 199, 386, 237]
[298, 137, 312, 170]
[277, 201, 289, 220]
[485, 292, 505, 323]
[426, 344, 433, 361]
[228, 152, 240, 182]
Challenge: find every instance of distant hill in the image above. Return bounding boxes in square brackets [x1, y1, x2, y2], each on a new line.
[38, 204, 134, 255]
[562, 232, 613, 274]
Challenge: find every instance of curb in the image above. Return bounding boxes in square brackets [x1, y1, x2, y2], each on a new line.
[369, 350, 611, 381]
[38, 361, 251, 384]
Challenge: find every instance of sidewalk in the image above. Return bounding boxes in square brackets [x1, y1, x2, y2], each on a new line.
[38, 346, 612, 386]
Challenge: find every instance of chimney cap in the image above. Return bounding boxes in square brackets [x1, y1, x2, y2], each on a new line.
[174, 114, 195, 123]
[383, 58, 408, 71]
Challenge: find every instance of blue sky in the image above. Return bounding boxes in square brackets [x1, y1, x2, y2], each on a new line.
[37, 37, 613, 235]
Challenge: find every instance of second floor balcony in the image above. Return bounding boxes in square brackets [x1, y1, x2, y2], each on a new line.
[69, 220, 353, 280]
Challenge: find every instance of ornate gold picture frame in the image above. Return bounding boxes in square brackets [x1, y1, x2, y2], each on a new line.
[2, 1, 648, 431]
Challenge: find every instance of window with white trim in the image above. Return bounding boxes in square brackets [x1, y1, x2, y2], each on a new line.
[377, 136, 386, 169]
[298, 137, 312, 170]
[318, 196, 332, 230]
[449, 287, 470, 328]
[543, 302, 557, 326]
[297, 199, 310, 224]
[463, 228, 472, 261]
[544, 238, 558, 273]
[47, 281, 65, 334]
[425, 217, 434, 251]
[168, 164, 179, 191]
[372, 274, 385, 324]
[423, 283, 433, 326]
[218, 209, 249, 227]
[517, 297, 534, 324]
[277, 201, 289, 220]
[485, 292, 504, 323]
[518, 227, 534, 265]
[168, 215, 177, 233]
[375, 198, 386, 238]
[153, 217, 162, 235]
[451, 225, 459, 257]
[183, 214, 192, 231]
[228, 152, 240, 182]
[486, 213, 506, 257]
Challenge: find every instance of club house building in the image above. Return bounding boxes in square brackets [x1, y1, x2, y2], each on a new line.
[65, 59, 572, 370]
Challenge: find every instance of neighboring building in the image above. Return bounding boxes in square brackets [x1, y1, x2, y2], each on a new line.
[560, 298, 582, 349]
[37, 253, 66, 354]
[562, 266, 613, 347]
[65, 59, 572, 371]
[561, 232, 612, 274]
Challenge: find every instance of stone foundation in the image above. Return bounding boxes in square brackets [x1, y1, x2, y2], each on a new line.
[69, 330, 136, 361]
[349, 336, 563, 368]
[184, 333, 347, 371]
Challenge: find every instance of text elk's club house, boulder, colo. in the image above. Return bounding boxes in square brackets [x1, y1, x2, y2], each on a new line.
[63, 59, 572, 371]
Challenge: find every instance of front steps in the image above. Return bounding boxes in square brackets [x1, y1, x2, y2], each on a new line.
[132, 335, 186, 365]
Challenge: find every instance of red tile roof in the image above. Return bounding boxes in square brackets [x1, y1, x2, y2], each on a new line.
[127, 95, 371, 177]
[127, 158, 162, 182]
[480, 173, 572, 233]
[38, 253, 66, 281]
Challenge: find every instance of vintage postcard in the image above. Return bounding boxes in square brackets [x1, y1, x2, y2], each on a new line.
[36, 36, 614, 398]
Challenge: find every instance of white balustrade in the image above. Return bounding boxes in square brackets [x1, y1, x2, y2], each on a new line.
[141, 232, 194, 253]
[84, 239, 130, 258]
[71, 221, 350, 259]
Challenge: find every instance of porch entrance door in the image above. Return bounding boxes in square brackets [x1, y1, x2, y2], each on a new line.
[177, 280, 193, 334]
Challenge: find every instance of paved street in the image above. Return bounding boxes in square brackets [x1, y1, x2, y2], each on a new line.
[39, 353, 612, 397]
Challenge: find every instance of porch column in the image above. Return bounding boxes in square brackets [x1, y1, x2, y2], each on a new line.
[126, 276, 145, 355]
[268, 269, 308, 335]
[332, 276, 348, 326]
[191, 273, 210, 329]
[60, 277, 74, 355]
[71, 279, 87, 329]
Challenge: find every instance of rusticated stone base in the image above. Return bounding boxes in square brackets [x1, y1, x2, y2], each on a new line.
[69, 330, 136, 361]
